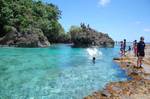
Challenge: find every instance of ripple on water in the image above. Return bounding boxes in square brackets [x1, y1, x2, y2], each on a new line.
[0, 45, 128, 99]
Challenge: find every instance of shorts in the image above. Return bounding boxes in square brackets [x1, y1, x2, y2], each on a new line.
[123, 46, 126, 50]
[137, 52, 145, 57]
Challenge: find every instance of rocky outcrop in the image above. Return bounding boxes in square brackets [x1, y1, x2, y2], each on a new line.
[0, 27, 50, 47]
[71, 24, 114, 47]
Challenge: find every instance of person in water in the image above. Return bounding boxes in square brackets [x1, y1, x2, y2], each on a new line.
[93, 57, 96, 64]
[137, 37, 145, 68]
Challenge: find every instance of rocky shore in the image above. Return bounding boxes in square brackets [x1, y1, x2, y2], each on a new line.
[0, 27, 50, 47]
[84, 44, 150, 99]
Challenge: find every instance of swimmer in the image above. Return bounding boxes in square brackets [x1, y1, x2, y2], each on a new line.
[93, 57, 96, 64]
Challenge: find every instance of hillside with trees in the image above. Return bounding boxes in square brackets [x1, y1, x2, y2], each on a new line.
[0, 0, 69, 47]
[0, 0, 114, 48]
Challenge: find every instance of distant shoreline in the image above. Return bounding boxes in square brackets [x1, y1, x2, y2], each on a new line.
[0, 43, 150, 48]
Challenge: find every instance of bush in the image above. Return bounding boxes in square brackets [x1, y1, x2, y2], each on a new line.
[3, 25, 13, 33]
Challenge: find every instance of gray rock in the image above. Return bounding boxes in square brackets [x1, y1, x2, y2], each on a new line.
[0, 27, 50, 47]
[101, 90, 111, 97]
[71, 25, 114, 47]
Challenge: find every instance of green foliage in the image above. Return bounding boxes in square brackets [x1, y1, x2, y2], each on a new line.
[57, 33, 71, 43]
[3, 25, 13, 33]
[69, 25, 82, 40]
[69, 25, 82, 33]
[0, 0, 67, 43]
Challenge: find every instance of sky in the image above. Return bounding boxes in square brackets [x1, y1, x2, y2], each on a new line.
[43, 0, 150, 42]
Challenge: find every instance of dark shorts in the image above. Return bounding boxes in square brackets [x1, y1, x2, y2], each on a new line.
[123, 46, 126, 51]
[137, 52, 145, 57]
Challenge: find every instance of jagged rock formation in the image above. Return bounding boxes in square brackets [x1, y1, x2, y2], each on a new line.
[70, 23, 114, 47]
[0, 27, 50, 47]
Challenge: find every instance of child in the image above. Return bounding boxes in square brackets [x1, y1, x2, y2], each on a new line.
[128, 46, 131, 51]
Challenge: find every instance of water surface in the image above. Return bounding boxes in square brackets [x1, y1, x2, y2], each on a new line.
[0, 44, 128, 99]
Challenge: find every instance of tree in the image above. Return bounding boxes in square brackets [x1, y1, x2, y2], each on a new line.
[69, 25, 82, 40]
[0, 0, 66, 43]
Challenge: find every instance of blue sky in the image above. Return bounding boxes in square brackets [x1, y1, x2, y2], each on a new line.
[44, 0, 150, 42]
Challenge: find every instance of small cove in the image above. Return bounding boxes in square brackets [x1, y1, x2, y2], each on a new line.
[0, 44, 129, 99]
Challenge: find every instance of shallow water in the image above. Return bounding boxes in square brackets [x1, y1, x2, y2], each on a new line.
[0, 44, 129, 99]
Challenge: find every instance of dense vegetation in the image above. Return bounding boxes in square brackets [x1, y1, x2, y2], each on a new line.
[0, 0, 69, 43]
[69, 25, 82, 38]
[68, 24, 114, 47]
[0, 0, 113, 47]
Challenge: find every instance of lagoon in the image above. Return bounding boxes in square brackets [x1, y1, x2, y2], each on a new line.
[0, 44, 129, 99]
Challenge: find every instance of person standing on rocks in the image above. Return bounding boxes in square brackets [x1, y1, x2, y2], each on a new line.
[137, 37, 145, 68]
[133, 40, 138, 57]
[123, 39, 126, 56]
[120, 41, 124, 57]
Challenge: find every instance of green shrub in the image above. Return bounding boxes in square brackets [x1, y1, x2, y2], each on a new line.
[3, 25, 13, 33]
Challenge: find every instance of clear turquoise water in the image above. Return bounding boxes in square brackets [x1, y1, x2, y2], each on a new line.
[0, 44, 128, 99]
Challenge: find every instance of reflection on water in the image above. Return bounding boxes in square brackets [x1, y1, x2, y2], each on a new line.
[0, 44, 128, 99]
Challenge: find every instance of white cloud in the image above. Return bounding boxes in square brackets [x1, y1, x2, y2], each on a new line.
[144, 28, 150, 32]
[98, 0, 111, 7]
[135, 21, 141, 25]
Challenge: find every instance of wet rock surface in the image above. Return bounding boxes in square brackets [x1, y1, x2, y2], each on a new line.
[84, 45, 150, 99]
[84, 79, 150, 99]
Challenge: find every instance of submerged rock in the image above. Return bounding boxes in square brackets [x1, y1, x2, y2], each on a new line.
[0, 27, 50, 47]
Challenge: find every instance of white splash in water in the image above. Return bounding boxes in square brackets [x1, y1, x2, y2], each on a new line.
[86, 48, 102, 58]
